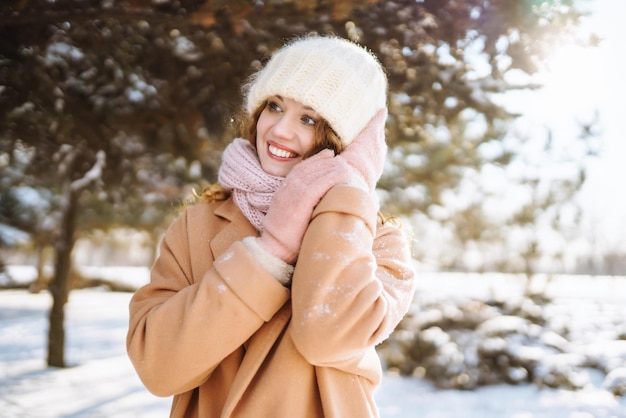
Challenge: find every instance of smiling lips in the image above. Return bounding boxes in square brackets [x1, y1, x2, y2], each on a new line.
[268, 143, 298, 159]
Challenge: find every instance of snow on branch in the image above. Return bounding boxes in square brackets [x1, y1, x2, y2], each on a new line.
[71, 150, 106, 192]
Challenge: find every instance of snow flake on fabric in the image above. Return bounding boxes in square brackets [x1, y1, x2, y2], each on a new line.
[309, 304, 335, 319]
[312, 252, 331, 261]
[221, 250, 234, 262]
[338, 229, 359, 243]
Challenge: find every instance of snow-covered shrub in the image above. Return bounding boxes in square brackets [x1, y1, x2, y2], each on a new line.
[378, 292, 570, 389]
[582, 341, 626, 373]
[603, 368, 626, 397]
[533, 353, 589, 390]
[378, 284, 626, 394]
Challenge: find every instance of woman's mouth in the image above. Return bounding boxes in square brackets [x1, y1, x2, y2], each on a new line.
[268, 143, 298, 159]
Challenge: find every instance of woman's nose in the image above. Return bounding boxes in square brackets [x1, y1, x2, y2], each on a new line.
[271, 115, 297, 141]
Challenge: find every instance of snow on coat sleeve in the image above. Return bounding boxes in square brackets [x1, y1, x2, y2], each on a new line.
[126, 204, 290, 397]
[289, 185, 416, 368]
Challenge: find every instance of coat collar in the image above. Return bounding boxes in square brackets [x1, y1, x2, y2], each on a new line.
[209, 197, 260, 259]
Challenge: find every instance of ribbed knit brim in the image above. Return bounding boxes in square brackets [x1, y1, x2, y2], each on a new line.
[245, 36, 388, 146]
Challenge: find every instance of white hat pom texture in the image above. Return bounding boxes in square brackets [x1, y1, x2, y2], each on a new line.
[245, 36, 388, 146]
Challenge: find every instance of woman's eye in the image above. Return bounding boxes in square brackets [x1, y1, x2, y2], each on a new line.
[267, 101, 282, 112]
[302, 115, 317, 127]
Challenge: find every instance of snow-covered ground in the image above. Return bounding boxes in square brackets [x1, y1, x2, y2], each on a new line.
[1, 268, 626, 417]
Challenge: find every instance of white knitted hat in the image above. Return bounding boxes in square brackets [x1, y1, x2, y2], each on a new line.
[245, 36, 388, 146]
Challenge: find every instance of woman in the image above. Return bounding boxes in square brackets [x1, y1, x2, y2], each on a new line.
[127, 35, 416, 418]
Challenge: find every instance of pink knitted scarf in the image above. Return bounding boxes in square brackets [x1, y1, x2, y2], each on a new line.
[218, 138, 284, 231]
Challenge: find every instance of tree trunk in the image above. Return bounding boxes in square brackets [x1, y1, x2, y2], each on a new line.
[47, 186, 78, 368]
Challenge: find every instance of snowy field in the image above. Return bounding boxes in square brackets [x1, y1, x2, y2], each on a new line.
[1, 268, 626, 417]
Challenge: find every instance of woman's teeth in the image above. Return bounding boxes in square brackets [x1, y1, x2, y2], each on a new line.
[269, 144, 297, 158]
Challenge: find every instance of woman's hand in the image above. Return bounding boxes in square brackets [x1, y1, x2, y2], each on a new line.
[340, 108, 388, 192]
[257, 149, 351, 264]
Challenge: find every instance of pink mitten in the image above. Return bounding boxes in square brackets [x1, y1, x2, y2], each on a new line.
[258, 150, 351, 264]
[339, 108, 388, 191]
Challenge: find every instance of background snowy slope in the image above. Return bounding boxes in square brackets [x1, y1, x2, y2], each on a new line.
[1, 270, 626, 417]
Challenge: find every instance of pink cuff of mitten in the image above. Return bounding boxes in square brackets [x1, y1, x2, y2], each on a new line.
[344, 172, 380, 210]
[256, 231, 298, 266]
[344, 172, 369, 192]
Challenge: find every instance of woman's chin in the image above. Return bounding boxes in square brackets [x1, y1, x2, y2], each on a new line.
[260, 156, 301, 177]
[261, 162, 291, 177]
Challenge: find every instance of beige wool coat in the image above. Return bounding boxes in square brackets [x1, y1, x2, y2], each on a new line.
[126, 185, 416, 418]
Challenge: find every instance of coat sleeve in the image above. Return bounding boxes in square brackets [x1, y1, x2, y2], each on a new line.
[289, 185, 416, 368]
[126, 206, 290, 397]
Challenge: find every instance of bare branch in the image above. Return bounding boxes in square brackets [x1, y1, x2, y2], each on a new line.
[71, 150, 106, 192]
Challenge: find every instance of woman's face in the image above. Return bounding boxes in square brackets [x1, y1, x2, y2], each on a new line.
[255, 95, 319, 177]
